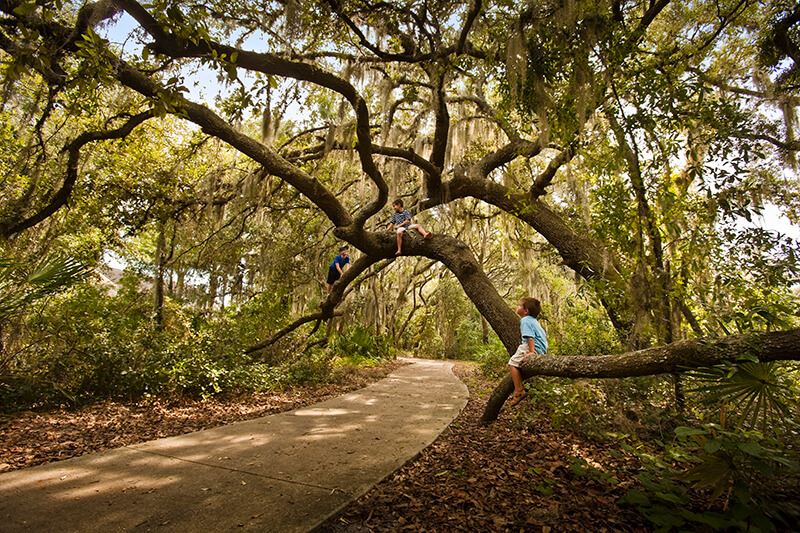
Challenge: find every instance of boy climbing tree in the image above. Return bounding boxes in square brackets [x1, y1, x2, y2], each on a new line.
[326, 245, 351, 292]
[387, 199, 432, 256]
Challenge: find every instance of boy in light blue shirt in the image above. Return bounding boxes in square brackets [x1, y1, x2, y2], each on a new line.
[507, 297, 548, 407]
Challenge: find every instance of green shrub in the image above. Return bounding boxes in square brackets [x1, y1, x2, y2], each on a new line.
[331, 325, 395, 360]
[0, 276, 313, 409]
[272, 348, 334, 387]
[476, 337, 510, 376]
[620, 424, 800, 532]
[548, 298, 620, 357]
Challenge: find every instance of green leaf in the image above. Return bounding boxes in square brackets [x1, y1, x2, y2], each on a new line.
[619, 489, 650, 506]
[704, 438, 722, 454]
[737, 441, 765, 458]
[675, 426, 706, 438]
[12, 2, 37, 16]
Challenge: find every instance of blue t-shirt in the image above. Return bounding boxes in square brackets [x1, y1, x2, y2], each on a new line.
[520, 315, 547, 354]
[329, 254, 350, 270]
[390, 210, 412, 226]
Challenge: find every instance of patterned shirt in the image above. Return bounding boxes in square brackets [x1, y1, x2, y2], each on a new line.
[390, 210, 412, 226]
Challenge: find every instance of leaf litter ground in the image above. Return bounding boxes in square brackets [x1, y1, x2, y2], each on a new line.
[320, 364, 647, 532]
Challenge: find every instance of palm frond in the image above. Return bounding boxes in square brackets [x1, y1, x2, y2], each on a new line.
[0, 256, 90, 321]
[686, 361, 798, 432]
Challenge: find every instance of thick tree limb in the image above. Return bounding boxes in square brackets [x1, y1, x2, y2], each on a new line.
[113, 61, 354, 226]
[116, 0, 387, 228]
[0, 110, 154, 237]
[426, 67, 449, 200]
[771, 5, 800, 66]
[335, 227, 521, 351]
[442, 176, 623, 285]
[481, 328, 800, 424]
[474, 139, 543, 177]
[456, 0, 482, 55]
[369, 144, 442, 180]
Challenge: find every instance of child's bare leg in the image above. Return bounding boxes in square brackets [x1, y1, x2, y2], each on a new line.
[417, 225, 431, 238]
[395, 231, 403, 254]
[510, 365, 524, 395]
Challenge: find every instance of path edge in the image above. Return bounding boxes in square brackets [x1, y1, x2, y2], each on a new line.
[308, 360, 469, 532]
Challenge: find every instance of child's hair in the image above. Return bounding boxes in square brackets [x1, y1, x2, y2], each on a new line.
[520, 297, 541, 318]
[392, 198, 404, 207]
[339, 245, 349, 252]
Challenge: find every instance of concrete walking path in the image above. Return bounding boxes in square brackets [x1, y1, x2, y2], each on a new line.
[0, 358, 467, 532]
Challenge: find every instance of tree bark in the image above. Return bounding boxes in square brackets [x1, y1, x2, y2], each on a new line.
[340, 228, 522, 351]
[480, 328, 800, 424]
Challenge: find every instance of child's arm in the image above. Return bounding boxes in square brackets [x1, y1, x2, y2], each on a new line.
[525, 337, 537, 356]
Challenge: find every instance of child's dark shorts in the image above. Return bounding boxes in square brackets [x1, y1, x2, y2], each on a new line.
[326, 267, 341, 285]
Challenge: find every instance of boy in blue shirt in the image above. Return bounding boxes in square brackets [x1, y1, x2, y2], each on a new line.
[326, 245, 350, 292]
[387, 198, 432, 255]
[507, 297, 548, 407]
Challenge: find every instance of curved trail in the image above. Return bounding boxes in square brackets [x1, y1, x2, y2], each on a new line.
[0, 358, 467, 532]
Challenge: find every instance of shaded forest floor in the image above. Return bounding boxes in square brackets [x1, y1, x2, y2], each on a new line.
[321, 363, 648, 532]
[0, 360, 405, 472]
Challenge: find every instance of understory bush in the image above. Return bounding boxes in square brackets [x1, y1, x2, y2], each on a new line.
[330, 324, 395, 361]
[620, 424, 800, 532]
[503, 352, 800, 531]
[0, 275, 391, 411]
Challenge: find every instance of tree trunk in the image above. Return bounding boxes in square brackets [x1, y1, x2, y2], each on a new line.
[175, 269, 185, 301]
[208, 270, 218, 312]
[153, 221, 166, 328]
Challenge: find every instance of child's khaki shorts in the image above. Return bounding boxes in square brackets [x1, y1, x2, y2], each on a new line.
[507, 343, 530, 368]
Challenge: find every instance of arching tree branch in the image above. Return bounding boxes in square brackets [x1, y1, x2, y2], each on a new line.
[115, 0, 386, 229]
[456, 0, 482, 55]
[0, 110, 154, 237]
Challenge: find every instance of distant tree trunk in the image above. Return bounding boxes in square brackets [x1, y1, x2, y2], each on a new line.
[208, 270, 218, 312]
[481, 316, 490, 344]
[372, 278, 381, 337]
[153, 221, 166, 328]
[232, 260, 244, 305]
[175, 269, 185, 301]
[219, 271, 228, 310]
